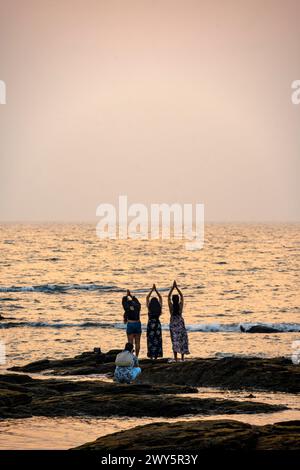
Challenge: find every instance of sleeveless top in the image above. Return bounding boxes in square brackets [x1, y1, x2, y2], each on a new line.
[169, 302, 183, 317]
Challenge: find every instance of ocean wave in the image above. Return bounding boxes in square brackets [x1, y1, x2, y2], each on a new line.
[0, 321, 114, 329]
[185, 322, 300, 333]
[0, 284, 171, 294]
[0, 321, 299, 332]
[0, 283, 122, 293]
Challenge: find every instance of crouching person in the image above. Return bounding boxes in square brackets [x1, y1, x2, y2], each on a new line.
[114, 342, 141, 384]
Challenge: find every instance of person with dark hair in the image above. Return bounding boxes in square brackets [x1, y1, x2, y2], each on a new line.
[122, 290, 142, 356]
[114, 342, 141, 384]
[146, 284, 163, 360]
[168, 280, 190, 362]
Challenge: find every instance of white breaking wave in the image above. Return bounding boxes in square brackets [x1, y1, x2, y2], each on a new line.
[0, 284, 122, 293]
[0, 284, 171, 294]
[0, 321, 299, 332]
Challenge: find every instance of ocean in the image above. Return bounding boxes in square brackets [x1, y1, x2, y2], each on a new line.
[0, 223, 299, 448]
[1, 223, 299, 366]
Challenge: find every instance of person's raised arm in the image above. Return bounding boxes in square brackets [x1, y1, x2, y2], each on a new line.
[122, 295, 127, 310]
[146, 286, 154, 308]
[122, 296, 128, 323]
[168, 281, 175, 309]
[133, 295, 141, 307]
[174, 281, 184, 308]
[153, 284, 163, 307]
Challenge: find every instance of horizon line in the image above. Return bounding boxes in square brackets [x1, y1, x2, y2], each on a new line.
[0, 220, 299, 225]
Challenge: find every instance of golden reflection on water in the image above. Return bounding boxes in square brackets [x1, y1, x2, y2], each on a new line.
[0, 224, 299, 449]
[0, 223, 299, 369]
[0, 224, 300, 363]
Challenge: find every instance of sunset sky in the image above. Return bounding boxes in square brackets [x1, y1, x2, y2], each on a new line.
[0, 0, 299, 222]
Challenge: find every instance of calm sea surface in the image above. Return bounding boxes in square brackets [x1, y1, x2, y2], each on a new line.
[0, 223, 299, 448]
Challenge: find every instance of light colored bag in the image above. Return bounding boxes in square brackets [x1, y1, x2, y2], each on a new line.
[115, 350, 134, 367]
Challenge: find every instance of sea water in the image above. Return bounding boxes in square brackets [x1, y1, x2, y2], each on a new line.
[0, 223, 299, 366]
[0, 223, 299, 448]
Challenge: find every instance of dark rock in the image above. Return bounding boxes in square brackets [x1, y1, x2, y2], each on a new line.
[10, 359, 51, 372]
[73, 419, 300, 451]
[0, 388, 32, 407]
[30, 394, 284, 419]
[0, 373, 34, 384]
[240, 325, 281, 333]
[0, 374, 285, 420]
[9, 352, 300, 393]
[139, 356, 300, 393]
[9, 350, 123, 374]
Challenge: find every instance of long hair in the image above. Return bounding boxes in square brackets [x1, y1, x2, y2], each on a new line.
[149, 297, 161, 315]
[172, 294, 180, 316]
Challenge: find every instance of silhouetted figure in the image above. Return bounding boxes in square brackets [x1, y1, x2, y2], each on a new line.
[122, 290, 142, 357]
[146, 284, 163, 360]
[168, 280, 190, 362]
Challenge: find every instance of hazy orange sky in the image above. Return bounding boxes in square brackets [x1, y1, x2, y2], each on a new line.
[0, 0, 299, 222]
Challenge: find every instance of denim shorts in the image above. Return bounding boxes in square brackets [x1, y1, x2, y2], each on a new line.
[126, 321, 142, 335]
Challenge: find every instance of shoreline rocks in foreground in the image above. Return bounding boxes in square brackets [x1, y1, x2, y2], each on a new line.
[9, 350, 300, 393]
[73, 419, 300, 451]
[0, 373, 285, 420]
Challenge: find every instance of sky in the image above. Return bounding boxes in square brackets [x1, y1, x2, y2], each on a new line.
[0, 0, 299, 222]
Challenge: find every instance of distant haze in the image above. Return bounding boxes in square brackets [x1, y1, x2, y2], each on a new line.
[0, 0, 299, 222]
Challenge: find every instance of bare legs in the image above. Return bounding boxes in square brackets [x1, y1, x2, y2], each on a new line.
[134, 334, 141, 357]
[173, 352, 185, 362]
[127, 333, 141, 357]
[127, 333, 134, 346]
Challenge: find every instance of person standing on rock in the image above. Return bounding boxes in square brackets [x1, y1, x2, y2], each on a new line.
[146, 284, 163, 360]
[114, 342, 141, 384]
[168, 280, 190, 362]
[122, 290, 142, 357]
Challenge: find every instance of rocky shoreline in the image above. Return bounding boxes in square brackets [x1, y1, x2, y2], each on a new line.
[2, 350, 300, 450]
[9, 349, 300, 393]
[73, 419, 300, 451]
[0, 373, 285, 419]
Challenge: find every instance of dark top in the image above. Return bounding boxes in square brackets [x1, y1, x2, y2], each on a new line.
[123, 296, 141, 322]
[148, 310, 161, 320]
[169, 302, 183, 317]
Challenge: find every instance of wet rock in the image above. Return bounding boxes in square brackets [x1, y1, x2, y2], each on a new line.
[10, 359, 51, 372]
[139, 356, 300, 393]
[0, 388, 32, 407]
[240, 325, 281, 333]
[9, 352, 300, 393]
[30, 394, 284, 419]
[9, 350, 123, 374]
[0, 374, 285, 420]
[73, 419, 300, 451]
[255, 420, 300, 450]
[0, 373, 34, 384]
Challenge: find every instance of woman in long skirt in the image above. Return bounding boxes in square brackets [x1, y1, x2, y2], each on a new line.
[168, 280, 189, 361]
[146, 284, 163, 359]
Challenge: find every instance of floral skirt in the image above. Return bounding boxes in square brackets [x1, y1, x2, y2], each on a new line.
[147, 318, 163, 358]
[170, 316, 190, 354]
